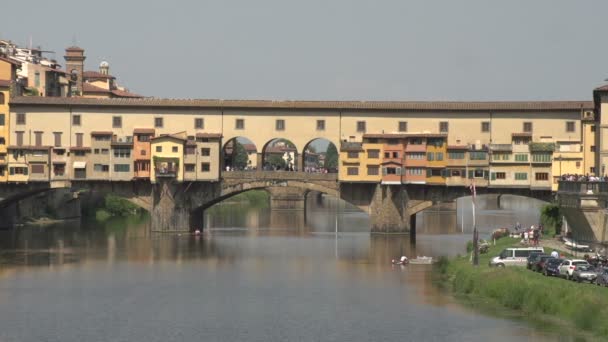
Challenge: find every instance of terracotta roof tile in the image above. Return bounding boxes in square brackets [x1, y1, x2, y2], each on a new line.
[265, 145, 296, 153]
[7, 145, 51, 150]
[111, 89, 143, 98]
[242, 143, 257, 151]
[133, 128, 155, 134]
[594, 84, 608, 92]
[0, 56, 21, 66]
[69, 146, 91, 151]
[195, 133, 222, 138]
[82, 82, 111, 94]
[8, 96, 594, 111]
[340, 142, 363, 151]
[447, 145, 469, 150]
[151, 134, 186, 142]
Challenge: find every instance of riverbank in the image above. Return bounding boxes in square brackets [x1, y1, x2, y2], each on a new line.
[437, 236, 608, 340]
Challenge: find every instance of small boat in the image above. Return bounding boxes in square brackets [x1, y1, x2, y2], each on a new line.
[392, 256, 409, 265]
[409, 256, 434, 265]
[563, 237, 590, 252]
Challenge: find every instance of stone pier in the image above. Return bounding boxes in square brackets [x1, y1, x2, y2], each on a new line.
[369, 184, 408, 233]
[267, 187, 307, 210]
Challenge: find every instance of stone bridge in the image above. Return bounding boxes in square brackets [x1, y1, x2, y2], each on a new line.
[557, 181, 608, 243]
[0, 171, 554, 233]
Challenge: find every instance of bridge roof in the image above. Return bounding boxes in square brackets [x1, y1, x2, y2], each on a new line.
[9, 96, 593, 112]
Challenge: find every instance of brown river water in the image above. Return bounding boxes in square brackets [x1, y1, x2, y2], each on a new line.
[0, 194, 582, 341]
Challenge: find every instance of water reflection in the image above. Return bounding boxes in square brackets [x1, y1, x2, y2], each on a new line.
[0, 194, 569, 342]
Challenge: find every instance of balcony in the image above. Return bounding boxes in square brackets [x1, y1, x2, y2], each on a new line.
[111, 136, 134, 147]
[154, 158, 179, 178]
[489, 144, 512, 152]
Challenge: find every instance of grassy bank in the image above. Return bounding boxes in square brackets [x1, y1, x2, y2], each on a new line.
[437, 237, 608, 339]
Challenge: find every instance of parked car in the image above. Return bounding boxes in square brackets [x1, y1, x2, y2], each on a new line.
[572, 264, 598, 283]
[543, 258, 564, 277]
[595, 268, 608, 287]
[558, 259, 590, 280]
[526, 252, 545, 269]
[533, 255, 554, 273]
[489, 247, 545, 267]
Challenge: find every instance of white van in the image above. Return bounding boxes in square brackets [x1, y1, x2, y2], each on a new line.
[489, 247, 544, 267]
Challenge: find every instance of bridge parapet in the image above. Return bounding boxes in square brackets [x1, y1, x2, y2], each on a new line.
[558, 181, 608, 195]
[557, 181, 608, 209]
[222, 171, 338, 182]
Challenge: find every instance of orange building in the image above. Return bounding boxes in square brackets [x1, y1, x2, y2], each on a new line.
[403, 135, 427, 184]
[133, 128, 154, 178]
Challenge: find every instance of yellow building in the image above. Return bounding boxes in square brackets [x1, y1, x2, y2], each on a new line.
[582, 111, 596, 176]
[0, 80, 9, 182]
[426, 136, 447, 185]
[150, 134, 186, 183]
[339, 141, 383, 182]
[551, 141, 583, 191]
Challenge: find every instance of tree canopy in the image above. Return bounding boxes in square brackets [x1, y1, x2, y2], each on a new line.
[325, 143, 338, 169]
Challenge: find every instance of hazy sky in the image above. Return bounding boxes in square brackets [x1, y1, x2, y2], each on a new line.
[2, 0, 607, 101]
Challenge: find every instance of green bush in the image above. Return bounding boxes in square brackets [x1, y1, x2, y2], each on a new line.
[104, 194, 139, 216]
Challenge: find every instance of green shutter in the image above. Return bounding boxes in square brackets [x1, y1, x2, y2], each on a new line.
[426, 169, 432, 177]
[468, 170, 474, 179]
[441, 169, 447, 178]
[396, 167, 402, 175]
[491, 172, 496, 180]
[461, 169, 466, 178]
[382, 167, 387, 175]
[9, 167, 14, 175]
[484, 170, 489, 180]
[24, 167, 28, 175]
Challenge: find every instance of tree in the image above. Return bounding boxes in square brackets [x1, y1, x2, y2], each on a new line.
[325, 143, 338, 170]
[267, 154, 286, 169]
[541, 203, 563, 235]
[232, 140, 249, 169]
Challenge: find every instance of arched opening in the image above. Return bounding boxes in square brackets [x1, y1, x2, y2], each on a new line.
[261, 138, 297, 171]
[223, 137, 257, 171]
[302, 138, 338, 173]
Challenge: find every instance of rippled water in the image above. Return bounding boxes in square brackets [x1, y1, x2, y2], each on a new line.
[0, 194, 571, 341]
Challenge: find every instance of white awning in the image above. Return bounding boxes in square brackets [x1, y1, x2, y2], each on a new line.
[73, 161, 87, 169]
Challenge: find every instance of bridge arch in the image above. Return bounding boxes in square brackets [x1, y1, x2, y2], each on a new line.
[301, 138, 338, 173]
[260, 138, 298, 171]
[223, 136, 258, 171]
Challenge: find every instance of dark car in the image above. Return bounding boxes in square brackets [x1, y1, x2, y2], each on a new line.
[533, 256, 554, 272]
[543, 258, 564, 277]
[572, 264, 598, 283]
[595, 268, 608, 286]
[527, 253, 547, 270]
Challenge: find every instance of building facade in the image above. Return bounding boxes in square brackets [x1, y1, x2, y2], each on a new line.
[4, 97, 595, 192]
